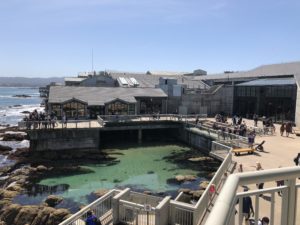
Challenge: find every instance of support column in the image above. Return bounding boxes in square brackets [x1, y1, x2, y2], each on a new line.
[138, 129, 142, 144]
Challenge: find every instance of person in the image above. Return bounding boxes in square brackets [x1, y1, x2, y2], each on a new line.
[255, 162, 264, 194]
[248, 131, 256, 149]
[238, 163, 243, 173]
[275, 166, 284, 196]
[85, 210, 101, 225]
[239, 187, 254, 225]
[280, 123, 285, 136]
[285, 122, 293, 137]
[258, 217, 270, 225]
[293, 153, 300, 166]
[253, 114, 258, 127]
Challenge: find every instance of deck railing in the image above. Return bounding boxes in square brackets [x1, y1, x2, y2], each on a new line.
[58, 189, 119, 225]
[205, 166, 300, 225]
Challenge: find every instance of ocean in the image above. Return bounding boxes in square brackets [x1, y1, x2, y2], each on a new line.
[0, 87, 43, 126]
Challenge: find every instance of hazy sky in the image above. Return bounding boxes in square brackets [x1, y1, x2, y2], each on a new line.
[0, 0, 299, 77]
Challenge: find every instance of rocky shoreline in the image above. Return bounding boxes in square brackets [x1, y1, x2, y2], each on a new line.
[0, 127, 114, 225]
[0, 127, 220, 225]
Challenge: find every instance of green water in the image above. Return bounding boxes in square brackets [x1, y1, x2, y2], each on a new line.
[39, 144, 205, 203]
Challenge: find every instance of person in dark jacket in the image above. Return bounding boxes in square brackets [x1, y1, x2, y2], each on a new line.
[85, 210, 101, 225]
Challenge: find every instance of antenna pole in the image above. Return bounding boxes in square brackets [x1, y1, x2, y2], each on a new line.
[92, 48, 94, 73]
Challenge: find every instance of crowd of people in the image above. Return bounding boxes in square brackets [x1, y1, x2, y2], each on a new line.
[23, 110, 62, 129]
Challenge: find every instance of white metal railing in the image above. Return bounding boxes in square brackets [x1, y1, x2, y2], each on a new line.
[119, 199, 156, 225]
[97, 114, 207, 124]
[205, 167, 300, 225]
[58, 189, 119, 225]
[18, 119, 97, 130]
[170, 142, 234, 225]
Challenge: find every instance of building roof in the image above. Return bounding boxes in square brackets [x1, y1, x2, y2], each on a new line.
[48, 86, 167, 106]
[193, 61, 300, 81]
[236, 78, 296, 86]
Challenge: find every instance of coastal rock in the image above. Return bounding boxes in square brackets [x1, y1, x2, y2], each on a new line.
[178, 188, 191, 194]
[199, 181, 209, 190]
[2, 132, 27, 141]
[12, 95, 31, 98]
[12, 205, 39, 225]
[31, 206, 55, 225]
[0, 204, 22, 224]
[6, 183, 23, 193]
[20, 111, 30, 114]
[188, 156, 214, 162]
[0, 145, 12, 153]
[175, 175, 197, 182]
[190, 190, 205, 200]
[175, 175, 185, 182]
[45, 195, 63, 207]
[46, 208, 71, 224]
[36, 165, 48, 172]
[93, 189, 109, 198]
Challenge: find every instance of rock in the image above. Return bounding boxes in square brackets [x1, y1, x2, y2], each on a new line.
[2, 132, 27, 141]
[0, 221, 6, 225]
[12, 95, 31, 98]
[20, 111, 30, 114]
[143, 191, 152, 195]
[175, 175, 196, 182]
[36, 165, 48, 172]
[184, 175, 197, 181]
[0, 145, 12, 152]
[93, 189, 109, 198]
[190, 190, 205, 200]
[175, 175, 185, 182]
[199, 181, 210, 190]
[207, 172, 215, 178]
[44, 195, 63, 207]
[12, 205, 39, 225]
[188, 156, 214, 162]
[31, 206, 55, 225]
[6, 184, 23, 193]
[178, 188, 191, 194]
[46, 208, 71, 225]
[0, 204, 22, 224]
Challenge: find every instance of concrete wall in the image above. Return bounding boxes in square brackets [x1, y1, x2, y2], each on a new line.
[180, 85, 234, 116]
[28, 129, 100, 151]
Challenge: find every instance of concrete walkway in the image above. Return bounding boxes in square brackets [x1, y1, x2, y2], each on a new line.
[210, 118, 300, 225]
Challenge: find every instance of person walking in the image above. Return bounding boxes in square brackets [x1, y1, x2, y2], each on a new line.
[280, 123, 285, 136]
[285, 122, 293, 137]
[239, 187, 254, 225]
[253, 114, 258, 127]
[255, 162, 264, 195]
[293, 153, 300, 166]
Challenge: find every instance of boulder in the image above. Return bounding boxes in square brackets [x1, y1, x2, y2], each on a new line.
[36, 165, 48, 172]
[0, 204, 22, 224]
[175, 175, 196, 182]
[175, 175, 185, 182]
[0, 145, 12, 152]
[199, 181, 210, 190]
[44, 195, 63, 207]
[190, 190, 205, 200]
[45, 208, 71, 225]
[6, 184, 23, 193]
[12, 205, 39, 225]
[31, 207, 55, 225]
[178, 188, 191, 194]
[2, 132, 27, 141]
[188, 156, 214, 162]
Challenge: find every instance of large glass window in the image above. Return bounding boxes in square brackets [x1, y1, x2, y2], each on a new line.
[63, 101, 87, 118]
[107, 101, 129, 115]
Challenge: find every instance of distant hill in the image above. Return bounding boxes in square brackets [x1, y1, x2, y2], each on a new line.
[0, 77, 65, 87]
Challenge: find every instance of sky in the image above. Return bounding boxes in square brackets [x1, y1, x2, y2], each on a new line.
[0, 0, 300, 77]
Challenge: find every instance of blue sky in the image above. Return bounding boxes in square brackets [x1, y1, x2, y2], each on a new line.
[0, 0, 300, 77]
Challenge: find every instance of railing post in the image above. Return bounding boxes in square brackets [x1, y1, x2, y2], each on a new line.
[287, 179, 297, 225]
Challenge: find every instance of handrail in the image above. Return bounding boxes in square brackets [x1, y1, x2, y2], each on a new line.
[205, 166, 300, 225]
[58, 189, 118, 225]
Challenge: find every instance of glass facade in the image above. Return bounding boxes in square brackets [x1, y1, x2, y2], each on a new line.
[106, 100, 135, 115]
[140, 98, 162, 114]
[62, 101, 87, 118]
[234, 85, 297, 121]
